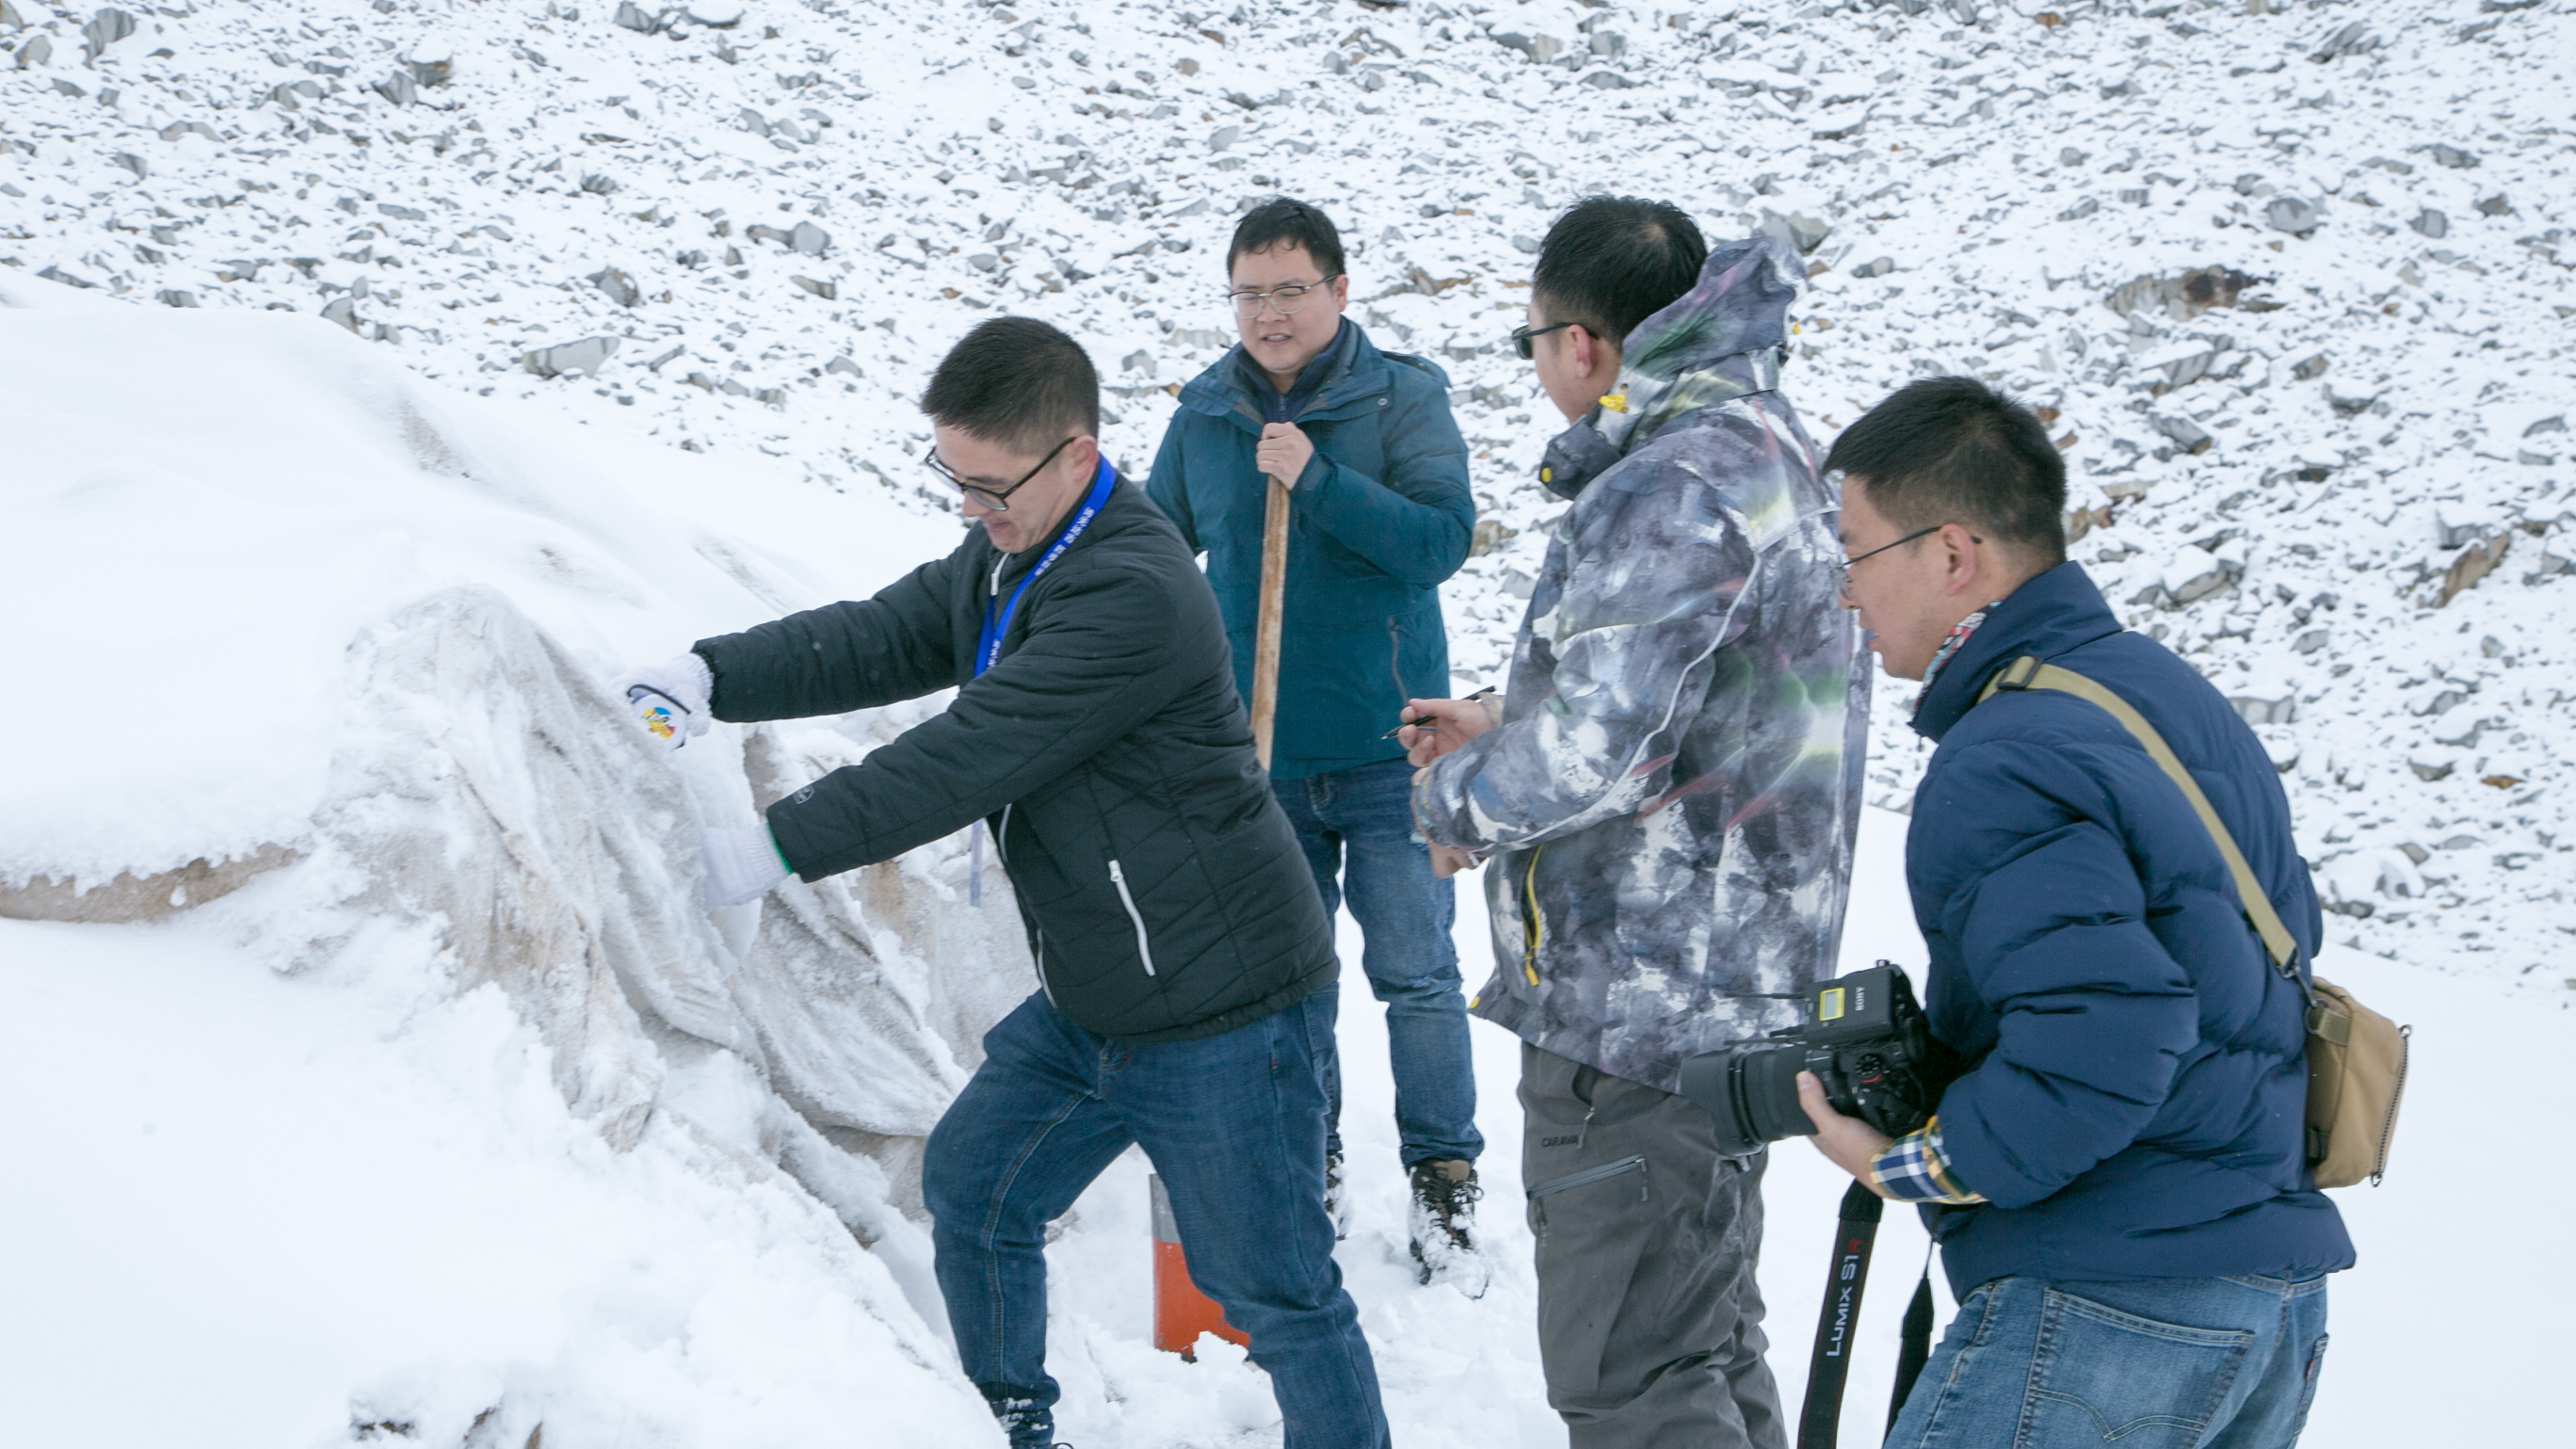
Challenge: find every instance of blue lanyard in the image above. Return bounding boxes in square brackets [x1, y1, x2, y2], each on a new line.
[975, 459, 1117, 676]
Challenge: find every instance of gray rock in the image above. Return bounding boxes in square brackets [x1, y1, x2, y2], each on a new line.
[0, 1, 23, 30]
[1580, 70, 1632, 89]
[2325, 385, 2380, 418]
[1012, 75, 1036, 90]
[788, 220, 829, 255]
[2118, 187, 2150, 206]
[320, 297, 361, 331]
[588, 266, 640, 307]
[684, 0, 742, 27]
[967, 253, 999, 272]
[2108, 267, 2270, 319]
[1851, 256, 1895, 278]
[2476, 194, 2513, 217]
[1492, 32, 1566, 63]
[580, 173, 618, 195]
[2061, 147, 2090, 167]
[789, 275, 835, 299]
[156, 288, 198, 308]
[1208, 125, 1240, 153]
[1757, 208, 1830, 254]
[37, 265, 98, 289]
[406, 50, 453, 87]
[2432, 144, 2479, 169]
[112, 152, 148, 179]
[2526, 415, 2568, 438]
[2293, 628, 2329, 654]
[826, 356, 861, 378]
[2308, 21, 2376, 62]
[2291, 354, 2329, 381]
[2230, 696, 2297, 725]
[374, 69, 416, 105]
[80, 7, 134, 63]
[2233, 172, 2266, 195]
[2265, 196, 2320, 234]
[2056, 198, 2101, 221]
[15, 33, 50, 68]
[1121, 349, 1154, 376]
[1588, 29, 1626, 58]
[2436, 508, 2488, 549]
[523, 335, 622, 378]
[614, 1, 660, 32]
[377, 202, 427, 221]
[2152, 414, 2214, 455]
[2164, 554, 2241, 605]
[2101, 77, 2142, 100]
[2410, 208, 2449, 239]
[1945, 0, 1980, 22]
[1511, 234, 1540, 255]
[2408, 760, 2454, 782]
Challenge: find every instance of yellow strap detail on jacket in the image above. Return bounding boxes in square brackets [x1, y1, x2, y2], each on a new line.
[1976, 656, 2299, 970]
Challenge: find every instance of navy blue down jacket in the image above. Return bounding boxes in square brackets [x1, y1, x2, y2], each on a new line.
[1907, 561, 2354, 1293]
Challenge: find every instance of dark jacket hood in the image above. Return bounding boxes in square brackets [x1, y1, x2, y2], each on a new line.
[1911, 561, 2127, 742]
[1538, 233, 1802, 501]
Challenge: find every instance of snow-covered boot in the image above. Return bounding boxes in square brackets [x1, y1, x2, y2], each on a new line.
[1324, 1149, 1352, 1241]
[1407, 1158, 1489, 1298]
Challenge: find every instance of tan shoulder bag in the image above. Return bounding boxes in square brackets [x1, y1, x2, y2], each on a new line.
[1980, 655, 2412, 1187]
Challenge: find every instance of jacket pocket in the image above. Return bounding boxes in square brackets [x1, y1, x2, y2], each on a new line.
[1105, 858, 1156, 977]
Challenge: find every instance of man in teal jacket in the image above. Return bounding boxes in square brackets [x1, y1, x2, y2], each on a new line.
[1145, 197, 1485, 1292]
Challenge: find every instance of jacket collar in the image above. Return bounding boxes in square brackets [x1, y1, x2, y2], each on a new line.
[1180, 317, 1390, 430]
[1909, 560, 2126, 742]
[986, 460, 1129, 589]
[1536, 234, 1802, 501]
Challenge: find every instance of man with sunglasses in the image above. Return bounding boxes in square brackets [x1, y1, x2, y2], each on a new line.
[1402, 198, 1867, 1449]
[1144, 197, 1486, 1292]
[612, 316, 1390, 1449]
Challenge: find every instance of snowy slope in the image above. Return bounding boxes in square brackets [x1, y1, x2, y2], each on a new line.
[5, 0, 2573, 1444]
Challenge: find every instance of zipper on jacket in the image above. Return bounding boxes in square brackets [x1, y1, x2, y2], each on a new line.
[2371, 1025, 2413, 1185]
[1525, 1154, 1647, 1200]
[1520, 845, 1545, 986]
[1106, 859, 1156, 977]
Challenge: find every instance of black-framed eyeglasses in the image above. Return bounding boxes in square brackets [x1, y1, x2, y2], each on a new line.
[924, 435, 1076, 512]
[1511, 320, 1574, 360]
[1839, 524, 1944, 588]
[1227, 275, 1342, 317]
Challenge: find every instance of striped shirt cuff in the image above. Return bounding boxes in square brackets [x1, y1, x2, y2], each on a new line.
[1869, 1117, 1988, 1205]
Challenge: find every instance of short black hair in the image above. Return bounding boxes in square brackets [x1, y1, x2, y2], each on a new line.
[1531, 195, 1708, 347]
[919, 315, 1099, 453]
[1824, 377, 2069, 566]
[1228, 197, 1346, 281]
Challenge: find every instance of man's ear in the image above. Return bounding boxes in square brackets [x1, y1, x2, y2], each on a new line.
[1328, 272, 1350, 312]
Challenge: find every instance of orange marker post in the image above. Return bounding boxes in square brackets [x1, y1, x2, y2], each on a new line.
[1149, 1172, 1248, 1360]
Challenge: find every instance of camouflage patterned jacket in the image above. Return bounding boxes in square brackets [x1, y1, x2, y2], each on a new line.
[1412, 235, 1870, 1092]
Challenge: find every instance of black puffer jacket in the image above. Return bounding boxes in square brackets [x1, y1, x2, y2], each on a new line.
[693, 473, 1334, 1043]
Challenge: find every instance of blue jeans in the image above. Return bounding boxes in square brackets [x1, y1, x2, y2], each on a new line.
[921, 990, 1390, 1449]
[1888, 1272, 2330, 1449]
[1273, 757, 1483, 1167]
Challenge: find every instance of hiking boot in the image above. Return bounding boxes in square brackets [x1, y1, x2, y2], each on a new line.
[1324, 1150, 1352, 1241]
[1407, 1158, 1489, 1299]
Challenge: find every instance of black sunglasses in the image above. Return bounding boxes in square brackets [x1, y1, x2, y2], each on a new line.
[924, 436, 1077, 512]
[1511, 320, 1574, 361]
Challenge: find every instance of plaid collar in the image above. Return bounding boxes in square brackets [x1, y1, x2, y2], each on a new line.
[1914, 601, 2005, 715]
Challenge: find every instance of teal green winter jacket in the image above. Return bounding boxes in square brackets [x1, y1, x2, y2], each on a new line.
[1144, 321, 1474, 778]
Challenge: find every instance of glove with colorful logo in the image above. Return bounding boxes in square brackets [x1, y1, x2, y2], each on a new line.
[700, 824, 791, 909]
[613, 652, 713, 749]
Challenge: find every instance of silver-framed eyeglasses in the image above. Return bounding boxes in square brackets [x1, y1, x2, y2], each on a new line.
[1228, 275, 1342, 317]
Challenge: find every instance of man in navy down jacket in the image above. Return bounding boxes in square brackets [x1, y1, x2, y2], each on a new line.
[1799, 378, 2352, 1448]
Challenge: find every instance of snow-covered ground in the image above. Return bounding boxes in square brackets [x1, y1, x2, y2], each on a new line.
[4, 0, 2571, 1444]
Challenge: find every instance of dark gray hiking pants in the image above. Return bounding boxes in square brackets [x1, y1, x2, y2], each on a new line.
[1520, 1041, 1787, 1449]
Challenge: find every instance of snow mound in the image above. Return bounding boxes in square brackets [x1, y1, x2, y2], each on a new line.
[0, 296, 1032, 1444]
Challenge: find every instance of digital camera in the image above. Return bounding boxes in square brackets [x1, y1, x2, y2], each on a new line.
[1678, 962, 1958, 1158]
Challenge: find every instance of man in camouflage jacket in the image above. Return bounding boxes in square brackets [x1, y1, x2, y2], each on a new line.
[1409, 210, 1868, 1448]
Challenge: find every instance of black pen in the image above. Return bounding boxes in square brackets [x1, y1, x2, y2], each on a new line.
[1383, 685, 1498, 740]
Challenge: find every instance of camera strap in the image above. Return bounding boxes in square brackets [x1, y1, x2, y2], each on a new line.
[1796, 1183, 1882, 1449]
[1797, 1184, 1940, 1448]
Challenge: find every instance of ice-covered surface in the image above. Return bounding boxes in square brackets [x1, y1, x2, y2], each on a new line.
[3, 0, 2571, 1443]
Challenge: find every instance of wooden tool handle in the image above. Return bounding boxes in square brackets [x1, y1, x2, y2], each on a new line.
[1248, 474, 1291, 770]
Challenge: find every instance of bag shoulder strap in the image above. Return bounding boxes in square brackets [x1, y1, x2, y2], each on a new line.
[1976, 655, 2303, 978]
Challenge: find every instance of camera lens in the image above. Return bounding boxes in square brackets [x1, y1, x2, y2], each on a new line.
[1679, 1042, 1822, 1157]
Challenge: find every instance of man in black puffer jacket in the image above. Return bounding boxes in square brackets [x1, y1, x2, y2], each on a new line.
[611, 318, 1386, 1449]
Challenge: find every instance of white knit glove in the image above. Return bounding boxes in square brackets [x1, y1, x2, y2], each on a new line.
[700, 824, 790, 909]
[613, 652, 714, 749]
